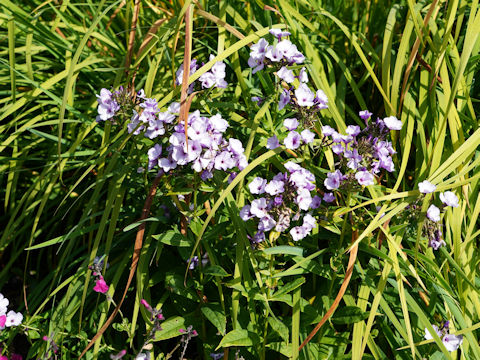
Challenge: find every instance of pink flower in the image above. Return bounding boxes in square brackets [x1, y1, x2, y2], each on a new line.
[93, 276, 109, 294]
[0, 315, 6, 329]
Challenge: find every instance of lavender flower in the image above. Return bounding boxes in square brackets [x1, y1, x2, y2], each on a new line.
[283, 118, 299, 131]
[269, 29, 291, 40]
[295, 84, 315, 106]
[439, 191, 459, 207]
[355, 170, 374, 186]
[266, 135, 280, 149]
[96, 88, 120, 122]
[284, 131, 302, 149]
[418, 180, 436, 194]
[324, 170, 344, 190]
[359, 110, 372, 120]
[249, 177, 267, 194]
[383, 116, 403, 130]
[279, 89, 291, 110]
[301, 129, 315, 144]
[277, 66, 295, 83]
[426, 205, 440, 222]
[323, 193, 335, 203]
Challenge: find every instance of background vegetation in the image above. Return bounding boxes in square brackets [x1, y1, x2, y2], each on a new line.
[0, 0, 480, 358]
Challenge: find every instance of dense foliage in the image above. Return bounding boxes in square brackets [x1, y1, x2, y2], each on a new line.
[1, 0, 480, 359]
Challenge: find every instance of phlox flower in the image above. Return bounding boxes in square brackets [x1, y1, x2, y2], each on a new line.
[440, 191, 459, 207]
[355, 170, 374, 186]
[298, 67, 308, 83]
[283, 118, 299, 131]
[301, 129, 315, 144]
[279, 90, 291, 110]
[359, 110, 372, 120]
[277, 66, 295, 83]
[324, 170, 344, 190]
[249, 177, 267, 194]
[323, 193, 335, 203]
[266, 135, 280, 149]
[269, 28, 291, 40]
[426, 205, 440, 222]
[383, 116, 403, 130]
[5, 311, 23, 327]
[0, 294, 9, 314]
[284, 131, 302, 149]
[295, 84, 315, 107]
[418, 180, 436, 194]
[290, 226, 307, 241]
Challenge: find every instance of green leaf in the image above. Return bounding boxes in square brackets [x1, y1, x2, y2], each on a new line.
[268, 317, 289, 342]
[331, 306, 369, 325]
[262, 246, 304, 257]
[216, 329, 260, 350]
[204, 265, 230, 277]
[201, 303, 226, 335]
[152, 230, 192, 247]
[154, 316, 186, 341]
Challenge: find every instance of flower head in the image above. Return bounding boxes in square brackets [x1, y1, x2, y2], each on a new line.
[418, 180, 436, 194]
[440, 191, 459, 207]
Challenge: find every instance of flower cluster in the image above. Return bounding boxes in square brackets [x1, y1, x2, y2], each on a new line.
[141, 299, 164, 333]
[179, 325, 198, 359]
[89, 256, 109, 294]
[42, 334, 59, 360]
[96, 88, 120, 122]
[154, 111, 248, 179]
[418, 180, 459, 250]
[248, 30, 304, 74]
[176, 56, 227, 91]
[249, 32, 328, 131]
[241, 162, 320, 242]
[188, 253, 209, 270]
[424, 321, 463, 352]
[321, 111, 402, 191]
[0, 293, 23, 330]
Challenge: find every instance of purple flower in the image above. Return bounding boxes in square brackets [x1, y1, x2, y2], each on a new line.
[418, 180, 436, 194]
[439, 191, 459, 207]
[324, 170, 343, 190]
[359, 110, 372, 120]
[248, 57, 264, 74]
[240, 205, 254, 221]
[302, 213, 316, 232]
[249, 177, 267, 194]
[295, 84, 315, 106]
[147, 144, 163, 170]
[269, 28, 291, 40]
[290, 226, 307, 241]
[355, 170, 374, 186]
[329, 144, 343, 156]
[346, 125, 361, 137]
[383, 116, 403, 130]
[279, 89, 291, 110]
[321, 125, 335, 136]
[266, 135, 280, 149]
[314, 89, 328, 109]
[296, 189, 313, 210]
[442, 334, 463, 352]
[96, 88, 120, 122]
[323, 193, 335, 203]
[210, 353, 224, 360]
[265, 180, 285, 195]
[345, 149, 362, 170]
[214, 151, 236, 171]
[311, 195, 322, 209]
[265, 45, 283, 62]
[427, 205, 440, 222]
[284, 131, 302, 149]
[250, 198, 268, 218]
[284, 161, 302, 173]
[250, 38, 269, 60]
[424, 325, 442, 340]
[158, 158, 177, 172]
[258, 215, 276, 231]
[251, 96, 263, 105]
[299, 67, 308, 83]
[277, 66, 295, 83]
[283, 118, 299, 131]
[301, 129, 315, 144]
[429, 230, 446, 250]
